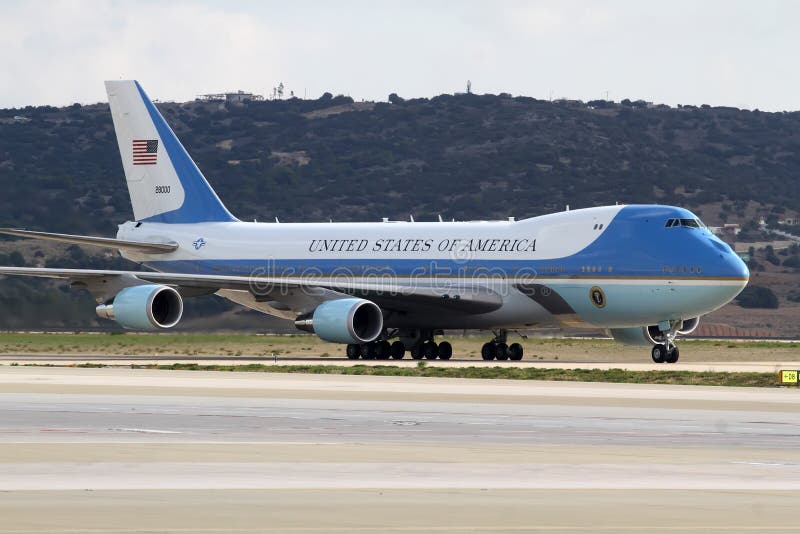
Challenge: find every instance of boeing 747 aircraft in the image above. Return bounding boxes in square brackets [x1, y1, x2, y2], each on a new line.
[0, 81, 749, 362]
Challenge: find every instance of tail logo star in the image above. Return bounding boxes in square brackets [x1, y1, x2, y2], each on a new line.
[193, 238, 206, 250]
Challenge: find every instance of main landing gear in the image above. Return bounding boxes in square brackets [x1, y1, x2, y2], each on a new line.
[346, 329, 525, 361]
[345, 332, 453, 361]
[481, 330, 524, 361]
[408, 339, 453, 361]
[345, 340, 404, 360]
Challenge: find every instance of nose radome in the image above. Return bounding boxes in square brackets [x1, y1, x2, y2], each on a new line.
[706, 236, 749, 280]
[727, 249, 750, 281]
[722, 252, 749, 303]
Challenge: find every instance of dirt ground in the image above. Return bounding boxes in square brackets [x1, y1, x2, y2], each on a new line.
[0, 332, 797, 363]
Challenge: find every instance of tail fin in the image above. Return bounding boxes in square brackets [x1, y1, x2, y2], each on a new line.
[105, 80, 237, 224]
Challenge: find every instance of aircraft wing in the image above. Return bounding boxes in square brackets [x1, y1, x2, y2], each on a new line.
[0, 267, 503, 315]
[0, 229, 178, 254]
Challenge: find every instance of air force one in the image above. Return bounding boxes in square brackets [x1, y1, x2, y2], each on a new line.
[0, 81, 749, 363]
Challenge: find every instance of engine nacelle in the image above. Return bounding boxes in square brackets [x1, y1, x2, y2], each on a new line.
[296, 298, 383, 344]
[96, 284, 183, 331]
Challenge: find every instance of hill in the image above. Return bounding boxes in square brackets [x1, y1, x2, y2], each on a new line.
[0, 92, 797, 333]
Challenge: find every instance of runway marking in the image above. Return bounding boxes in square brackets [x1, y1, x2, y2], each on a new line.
[3, 527, 800, 533]
[730, 461, 800, 467]
[4, 462, 800, 491]
[107, 428, 182, 434]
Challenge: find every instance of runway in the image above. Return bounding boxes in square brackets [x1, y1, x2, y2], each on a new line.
[1, 353, 798, 372]
[1, 367, 800, 532]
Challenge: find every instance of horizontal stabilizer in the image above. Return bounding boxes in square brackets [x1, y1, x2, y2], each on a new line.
[0, 229, 178, 254]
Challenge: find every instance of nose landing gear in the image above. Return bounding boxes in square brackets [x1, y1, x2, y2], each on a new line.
[651, 343, 679, 363]
[650, 323, 680, 363]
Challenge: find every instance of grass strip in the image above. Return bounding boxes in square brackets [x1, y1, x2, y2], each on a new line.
[61, 362, 783, 388]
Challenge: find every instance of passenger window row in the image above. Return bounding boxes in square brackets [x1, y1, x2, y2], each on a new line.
[662, 265, 702, 274]
[581, 265, 612, 273]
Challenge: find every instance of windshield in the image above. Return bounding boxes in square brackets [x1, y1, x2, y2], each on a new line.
[665, 218, 705, 229]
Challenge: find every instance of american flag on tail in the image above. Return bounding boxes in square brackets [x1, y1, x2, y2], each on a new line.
[132, 139, 158, 165]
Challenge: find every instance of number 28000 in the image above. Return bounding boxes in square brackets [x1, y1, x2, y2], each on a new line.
[155, 185, 171, 194]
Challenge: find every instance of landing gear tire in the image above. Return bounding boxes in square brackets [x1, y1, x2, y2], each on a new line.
[346, 344, 361, 360]
[481, 342, 495, 361]
[410, 345, 423, 360]
[361, 343, 377, 360]
[390, 341, 406, 359]
[494, 343, 509, 360]
[666, 346, 680, 363]
[437, 341, 453, 360]
[651, 344, 667, 364]
[375, 340, 392, 360]
[423, 341, 438, 360]
[508, 343, 524, 361]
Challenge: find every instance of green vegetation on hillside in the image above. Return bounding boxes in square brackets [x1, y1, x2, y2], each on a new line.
[3, 94, 800, 232]
[1, 93, 799, 328]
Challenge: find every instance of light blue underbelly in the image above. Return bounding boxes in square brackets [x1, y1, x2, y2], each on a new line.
[550, 282, 742, 328]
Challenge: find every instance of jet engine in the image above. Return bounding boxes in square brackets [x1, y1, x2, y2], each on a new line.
[295, 298, 383, 344]
[96, 284, 183, 331]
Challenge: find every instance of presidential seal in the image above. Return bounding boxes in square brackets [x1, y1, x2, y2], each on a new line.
[590, 286, 606, 308]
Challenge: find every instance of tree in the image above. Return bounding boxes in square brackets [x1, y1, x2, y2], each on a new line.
[735, 286, 779, 309]
[783, 255, 800, 268]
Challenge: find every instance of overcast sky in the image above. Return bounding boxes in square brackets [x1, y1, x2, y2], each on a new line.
[2, 0, 798, 110]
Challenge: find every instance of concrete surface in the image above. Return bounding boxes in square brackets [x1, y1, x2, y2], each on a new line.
[1, 366, 799, 532]
[2, 353, 800, 373]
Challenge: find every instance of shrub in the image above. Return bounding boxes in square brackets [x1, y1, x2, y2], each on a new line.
[735, 286, 779, 309]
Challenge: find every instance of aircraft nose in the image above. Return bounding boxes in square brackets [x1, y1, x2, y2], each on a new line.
[726, 254, 750, 296]
[712, 239, 749, 299]
[706, 237, 748, 277]
[701, 236, 749, 303]
[730, 254, 750, 281]
[720, 241, 749, 281]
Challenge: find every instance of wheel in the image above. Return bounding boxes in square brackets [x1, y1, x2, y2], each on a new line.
[423, 341, 438, 359]
[361, 343, 376, 360]
[437, 341, 452, 360]
[481, 342, 495, 360]
[651, 344, 667, 363]
[508, 342, 523, 361]
[390, 341, 406, 359]
[346, 344, 361, 359]
[666, 345, 680, 363]
[494, 342, 509, 360]
[375, 340, 392, 360]
[410, 345, 423, 359]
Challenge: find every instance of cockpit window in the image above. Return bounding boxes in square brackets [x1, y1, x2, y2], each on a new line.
[665, 218, 705, 229]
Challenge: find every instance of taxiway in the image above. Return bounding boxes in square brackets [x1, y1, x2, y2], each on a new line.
[1, 366, 799, 532]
